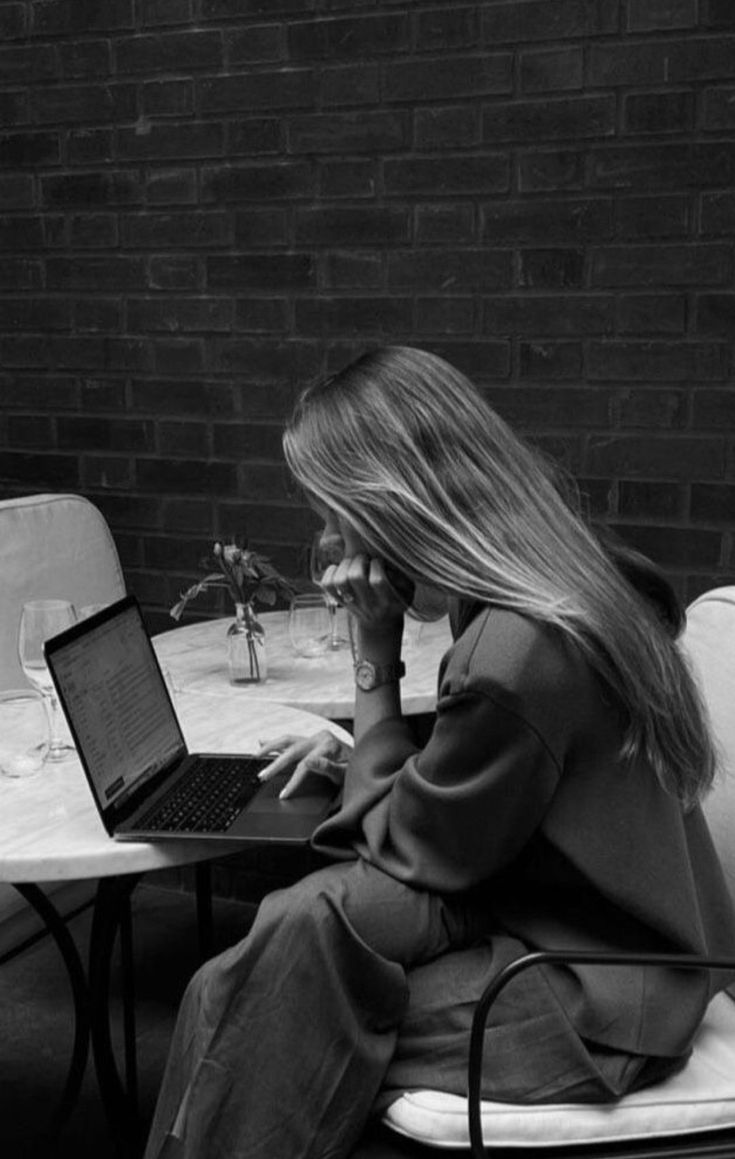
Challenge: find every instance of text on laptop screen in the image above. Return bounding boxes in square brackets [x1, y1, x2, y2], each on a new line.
[51, 604, 184, 809]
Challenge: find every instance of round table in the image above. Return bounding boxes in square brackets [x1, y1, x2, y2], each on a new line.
[153, 609, 453, 719]
[0, 694, 351, 1145]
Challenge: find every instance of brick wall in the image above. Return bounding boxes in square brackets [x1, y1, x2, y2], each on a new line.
[1, 0, 734, 631]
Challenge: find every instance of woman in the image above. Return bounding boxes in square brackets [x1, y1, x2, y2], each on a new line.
[146, 346, 735, 1159]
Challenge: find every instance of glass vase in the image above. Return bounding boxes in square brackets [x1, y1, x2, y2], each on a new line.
[227, 602, 267, 684]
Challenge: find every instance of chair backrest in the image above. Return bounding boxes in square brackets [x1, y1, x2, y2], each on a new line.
[680, 587, 735, 897]
[0, 493, 126, 691]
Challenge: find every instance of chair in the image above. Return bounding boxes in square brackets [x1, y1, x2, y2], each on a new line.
[376, 587, 735, 1158]
[0, 492, 126, 690]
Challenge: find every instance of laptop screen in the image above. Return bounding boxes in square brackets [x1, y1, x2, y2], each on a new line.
[46, 599, 186, 813]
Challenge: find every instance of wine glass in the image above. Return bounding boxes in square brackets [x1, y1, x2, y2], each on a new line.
[309, 531, 349, 650]
[18, 599, 77, 762]
[288, 593, 332, 657]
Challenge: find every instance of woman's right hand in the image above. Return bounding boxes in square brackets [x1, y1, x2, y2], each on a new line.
[255, 730, 352, 799]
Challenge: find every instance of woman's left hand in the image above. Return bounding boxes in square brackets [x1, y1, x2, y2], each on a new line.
[321, 553, 406, 635]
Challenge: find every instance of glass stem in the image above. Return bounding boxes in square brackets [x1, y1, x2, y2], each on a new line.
[44, 693, 66, 760]
[329, 604, 340, 650]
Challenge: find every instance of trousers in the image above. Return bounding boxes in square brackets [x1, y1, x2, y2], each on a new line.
[144, 859, 669, 1159]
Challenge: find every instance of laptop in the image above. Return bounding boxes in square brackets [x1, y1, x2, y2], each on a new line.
[44, 595, 337, 845]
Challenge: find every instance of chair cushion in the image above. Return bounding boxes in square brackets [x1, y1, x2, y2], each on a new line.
[382, 992, 735, 1148]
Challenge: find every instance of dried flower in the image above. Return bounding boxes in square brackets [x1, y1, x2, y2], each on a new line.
[170, 538, 295, 622]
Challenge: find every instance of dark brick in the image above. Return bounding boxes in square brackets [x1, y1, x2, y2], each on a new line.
[234, 379, 302, 422]
[212, 423, 284, 460]
[0, 44, 57, 82]
[617, 388, 688, 429]
[295, 296, 412, 335]
[294, 207, 409, 246]
[414, 107, 480, 151]
[288, 13, 410, 59]
[210, 339, 320, 380]
[118, 121, 223, 160]
[116, 31, 222, 74]
[416, 7, 479, 49]
[691, 483, 735, 523]
[7, 415, 54, 448]
[384, 54, 512, 102]
[415, 299, 474, 335]
[0, 259, 43, 290]
[130, 379, 235, 416]
[487, 385, 611, 428]
[519, 342, 583, 380]
[519, 150, 585, 192]
[67, 128, 113, 164]
[692, 389, 735, 427]
[483, 96, 615, 143]
[520, 47, 584, 93]
[588, 341, 728, 381]
[140, 0, 194, 26]
[137, 458, 238, 495]
[58, 416, 153, 453]
[47, 256, 147, 291]
[669, 38, 735, 82]
[228, 24, 283, 64]
[33, 84, 136, 125]
[319, 160, 377, 199]
[627, 0, 696, 31]
[0, 216, 45, 251]
[80, 378, 127, 411]
[482, 199, 613, 243]
[591, 245, 731, 287]
[70, 213, 118, 248]
[127, 296, 232, 333]
[32, 0, 133, 33]
[105, 337, 153, 372]
[701, 191, 735, 236]
[59, 41, 112, 79]
[0, 452, 80, 489]
[200, 70, 315, 114]
[158, 421, 209, 457]
[587, 43, 673, 87]
[207, 254, 316, 291]
[160, 498, 214, 534]
[142, 80, 194, 117]
[234, 209, 288, 247]
[43, 171, 142, 208]
[201, 162, 314, 202]
[703, 87, 735, 131]
[288, 111, 408, 154]
[482, 296, 615, 336]
[0, 131, 60, 167]
[145, 169, 197, 205]
[0, 175, 34, 210]
[121, 212, 230, 249]
[148, 256, 201, 291]
[421, 340, 511, 382]
[388, 250, 512, 292]
[702, 0, 735, 29]
[415, 205, 476, 245]
[228, 118, 282, 155]
[153, 338, 204, 375]
[611, 524, 722, 569]
[615, 196, 689, 240]
[694, 294, 735, 335]
[624, 91, 694, 136]
[482, 0, 618, 43]
[201, 0, 315, 14]
[83, 456, 132, 490]
[386, 155, 510, 196]
[0, 91, 29, 126]
[0, 375, 77, 411]
[0, 4, 27, 38]
[618, 480, 685, 521]
[323, 251, 383, 289]
[519, 249, 585, 289]
[0, 298, 70, 331]
[234, 299, 289, 332]
[586, 436, 725, 480]
[320, 64, 379, 107]
[617, 294, 686, 335]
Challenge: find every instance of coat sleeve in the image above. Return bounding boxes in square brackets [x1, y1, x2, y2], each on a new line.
[312, 685, 562, 893]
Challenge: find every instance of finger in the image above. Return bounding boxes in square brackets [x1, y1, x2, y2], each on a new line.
[279, 760, 313, 799]
[255, 734, 299, 756]
[257, 744, 307, 781]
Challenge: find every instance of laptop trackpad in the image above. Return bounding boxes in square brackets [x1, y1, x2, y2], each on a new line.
[251, 773, 333, 815]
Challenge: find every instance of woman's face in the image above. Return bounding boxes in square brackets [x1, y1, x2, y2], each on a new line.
[317, 505, 367, 559]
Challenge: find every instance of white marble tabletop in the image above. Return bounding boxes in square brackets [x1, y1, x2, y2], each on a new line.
[0, 694, 352, 886]
[153, 609, 452, 719]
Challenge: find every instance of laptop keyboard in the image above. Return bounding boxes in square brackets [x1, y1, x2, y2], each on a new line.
[136, 757, 263, 833]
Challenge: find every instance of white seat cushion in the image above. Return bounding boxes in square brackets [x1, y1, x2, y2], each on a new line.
[383, 992, 735, 1148]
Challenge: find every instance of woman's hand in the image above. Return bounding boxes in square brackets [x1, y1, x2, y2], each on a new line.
[321, 553, 406, 637]
[256, 730, 352, 799]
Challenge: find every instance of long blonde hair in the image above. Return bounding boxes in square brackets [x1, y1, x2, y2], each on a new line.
[283, 345, 714, 808]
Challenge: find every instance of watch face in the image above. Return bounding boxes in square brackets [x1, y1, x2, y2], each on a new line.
[354, 661, 376, 691]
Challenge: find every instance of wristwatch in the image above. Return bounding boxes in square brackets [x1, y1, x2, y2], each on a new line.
[354, 659, 406, 692]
